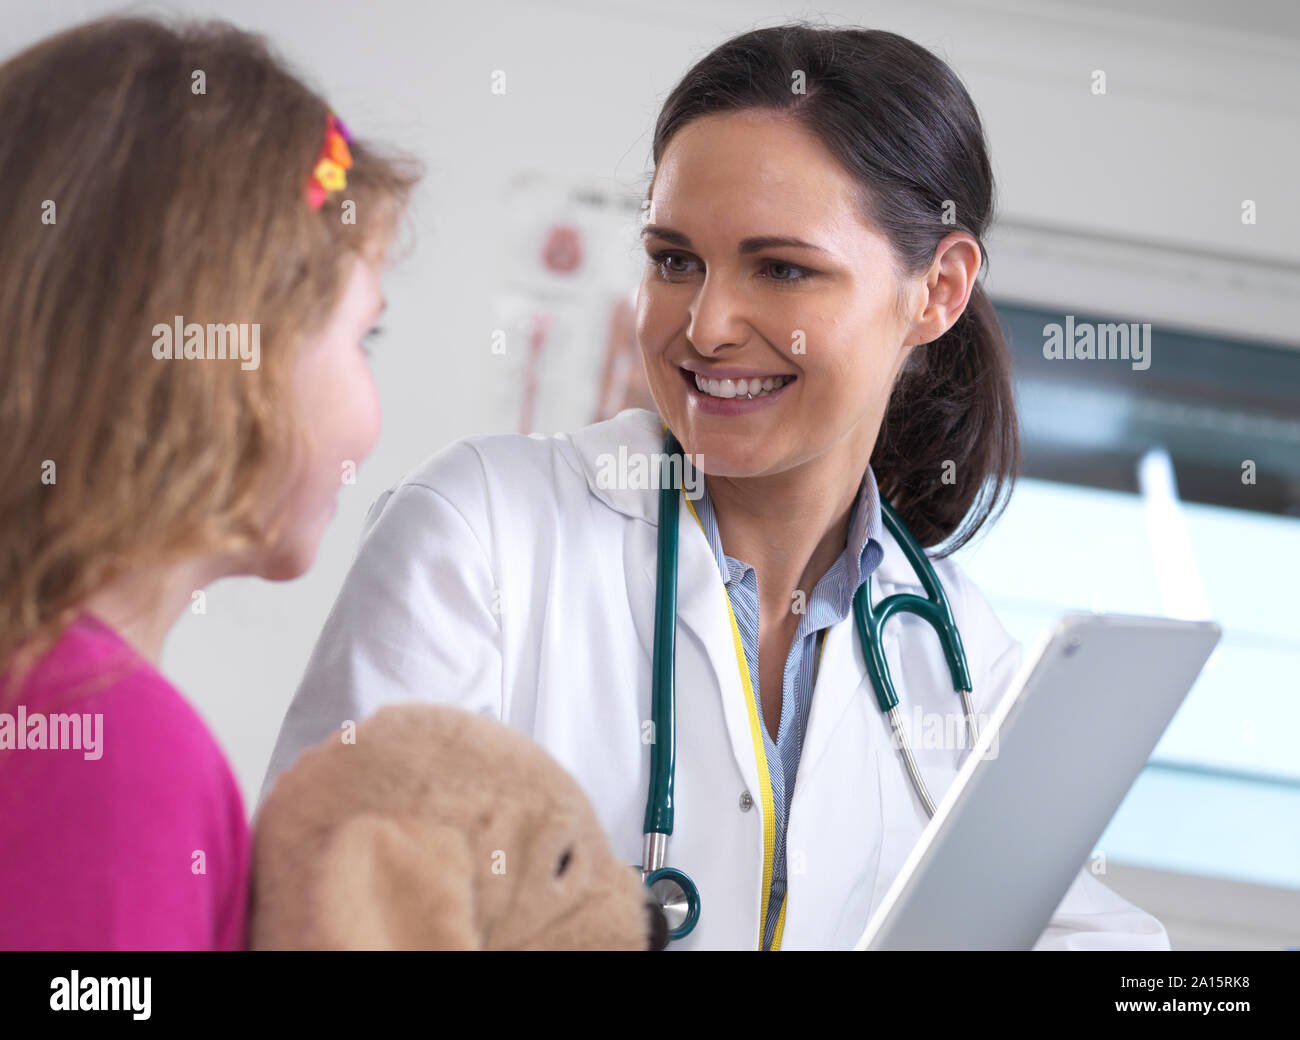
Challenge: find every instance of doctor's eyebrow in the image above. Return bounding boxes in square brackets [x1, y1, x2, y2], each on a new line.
[640, 225, 828, 254]
[738, 235, 827, 254]
[641, 225, 692, 247]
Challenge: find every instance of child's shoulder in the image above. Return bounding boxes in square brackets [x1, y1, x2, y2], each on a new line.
[0, 614, 249, 949]
[1, 613, 244, 813]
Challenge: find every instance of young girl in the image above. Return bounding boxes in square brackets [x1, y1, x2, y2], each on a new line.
[0, 15, 419, 949]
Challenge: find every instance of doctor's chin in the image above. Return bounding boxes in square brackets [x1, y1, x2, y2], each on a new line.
[0, 1, 1295, 1018]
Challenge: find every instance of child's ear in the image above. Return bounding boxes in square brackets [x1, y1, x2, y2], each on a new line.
[312, 815, 479, 950]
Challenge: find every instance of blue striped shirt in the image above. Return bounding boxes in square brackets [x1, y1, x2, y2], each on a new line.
[691, 465, 885, 950]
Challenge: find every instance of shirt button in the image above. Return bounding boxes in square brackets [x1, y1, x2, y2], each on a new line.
[739, 790, 753, 812]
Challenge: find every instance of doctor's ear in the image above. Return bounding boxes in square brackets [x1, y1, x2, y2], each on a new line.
[310, 814, 479, 950]
[899, 232, 977, 348]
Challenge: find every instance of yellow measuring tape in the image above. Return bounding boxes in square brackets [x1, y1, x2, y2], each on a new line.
[681, 491, 828, 951]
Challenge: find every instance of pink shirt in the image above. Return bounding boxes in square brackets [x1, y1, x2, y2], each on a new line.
[0, 614, 249, 950]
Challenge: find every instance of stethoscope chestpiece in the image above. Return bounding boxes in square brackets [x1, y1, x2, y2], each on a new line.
[643, 866, 701, 942]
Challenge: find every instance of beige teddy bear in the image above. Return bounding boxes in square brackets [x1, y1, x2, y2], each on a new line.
[250, 703, 666, 950]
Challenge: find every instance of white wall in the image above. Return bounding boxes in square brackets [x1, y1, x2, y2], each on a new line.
[7, 0, 1298, 945]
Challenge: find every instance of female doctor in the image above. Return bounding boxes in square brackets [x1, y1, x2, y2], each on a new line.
[263, 25, 1168, 951]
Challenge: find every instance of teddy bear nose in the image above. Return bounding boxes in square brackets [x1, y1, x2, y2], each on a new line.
[645, 896, 670, 950]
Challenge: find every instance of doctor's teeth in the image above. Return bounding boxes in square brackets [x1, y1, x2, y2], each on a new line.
[693, 373, 792, 399]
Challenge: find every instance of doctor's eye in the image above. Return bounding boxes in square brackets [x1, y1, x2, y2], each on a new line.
[757, 259, 812, 284]
[648, 250, 701, 281]
[555, 848, 574, 877]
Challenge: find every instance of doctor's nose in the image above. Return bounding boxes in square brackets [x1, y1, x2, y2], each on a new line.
[645, 896, 669, 950]
[686, 279, 750, 356]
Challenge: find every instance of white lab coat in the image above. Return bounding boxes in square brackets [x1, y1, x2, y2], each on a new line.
[262, 407, 1169, 951]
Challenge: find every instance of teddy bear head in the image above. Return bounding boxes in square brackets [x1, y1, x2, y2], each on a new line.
[251, 703, 667, 950]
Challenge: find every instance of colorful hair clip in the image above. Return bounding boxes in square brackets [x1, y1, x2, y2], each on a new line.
[307, 112, 354, 210]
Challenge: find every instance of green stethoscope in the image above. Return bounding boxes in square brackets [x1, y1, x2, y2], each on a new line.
[640, 430, 978, 943]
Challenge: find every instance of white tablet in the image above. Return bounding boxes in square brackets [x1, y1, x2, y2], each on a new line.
[856, 612, 1222, 950]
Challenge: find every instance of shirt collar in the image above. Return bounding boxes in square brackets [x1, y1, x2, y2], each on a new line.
[688, 460, 886, 621]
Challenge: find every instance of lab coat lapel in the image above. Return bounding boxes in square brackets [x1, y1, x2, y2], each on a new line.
[796, 615, 868, 785]
[570, 409, 766, 802]
[637, 491, 765, 807]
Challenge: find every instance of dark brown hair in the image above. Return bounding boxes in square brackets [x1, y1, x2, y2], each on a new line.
[651, 24, 1019, 554]
[0, 15, 421, 686]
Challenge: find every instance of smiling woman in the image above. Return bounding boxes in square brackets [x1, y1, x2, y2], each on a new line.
[628, 27, 1027, 949]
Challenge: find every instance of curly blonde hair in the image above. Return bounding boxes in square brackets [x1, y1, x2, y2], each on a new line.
[0, 15, 421, 694]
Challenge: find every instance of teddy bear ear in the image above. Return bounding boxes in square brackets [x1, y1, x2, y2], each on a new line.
[310, 814, 480, 950]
